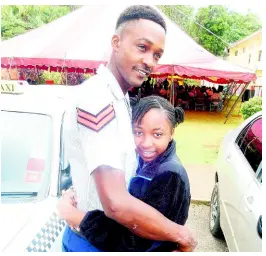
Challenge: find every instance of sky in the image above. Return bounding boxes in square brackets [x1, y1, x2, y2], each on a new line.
[229, 5, 263, 19]
[186, 0, 265, 20]
[193, 4, 263, 20]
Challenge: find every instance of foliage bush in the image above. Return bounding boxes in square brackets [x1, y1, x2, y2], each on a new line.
[39, 70, 91, 85]
[39, 70, 64, 84]
[240, 97, 262, 120]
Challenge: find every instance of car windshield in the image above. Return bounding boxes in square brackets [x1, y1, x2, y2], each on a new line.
[1, 111, 53, 197]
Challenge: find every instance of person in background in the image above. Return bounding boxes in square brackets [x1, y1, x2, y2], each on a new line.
[206, 87, 213, 97]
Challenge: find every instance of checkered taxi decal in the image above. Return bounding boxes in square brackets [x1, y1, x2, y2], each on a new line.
[26, 212, 66, 252]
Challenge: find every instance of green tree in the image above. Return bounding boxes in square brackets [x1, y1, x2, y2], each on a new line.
[159, 5, 262, 57]
[189, 6, 230, 56]
[1, 5, 81, 40]
[223, 10, 262, 43]
[1, 6, 29, 39]
[157, 5, 195, 33]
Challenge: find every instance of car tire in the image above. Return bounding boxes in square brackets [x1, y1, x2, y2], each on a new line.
[209, 182, 223, 238]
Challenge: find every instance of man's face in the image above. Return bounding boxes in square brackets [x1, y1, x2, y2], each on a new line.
[113, 19, 165, 90]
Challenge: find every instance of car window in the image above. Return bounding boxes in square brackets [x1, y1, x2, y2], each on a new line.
[1, 111, 53, 197]
[236, 117, 262, 172]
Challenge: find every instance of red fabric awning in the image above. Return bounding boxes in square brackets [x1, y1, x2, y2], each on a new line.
[1, 5, 256, 83]
[1, 57, 105, 74]
[153, 64, 256, 84]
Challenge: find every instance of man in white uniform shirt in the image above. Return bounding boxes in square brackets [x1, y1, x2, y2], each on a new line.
[58, 5, 197, 252]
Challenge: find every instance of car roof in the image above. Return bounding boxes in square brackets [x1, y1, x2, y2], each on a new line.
[1, 86, 72, 117]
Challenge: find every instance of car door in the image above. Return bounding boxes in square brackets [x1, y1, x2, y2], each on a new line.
[234, 165, 262, 252]
[50, 111, 72, 252]
[233, 117, 262, 252]
[26, 112, 70, 253]
[217, 116, 262, 251]
[57, 111, 72, 196]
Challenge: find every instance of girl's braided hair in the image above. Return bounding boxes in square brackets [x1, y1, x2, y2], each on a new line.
[130, 95, 184, 128]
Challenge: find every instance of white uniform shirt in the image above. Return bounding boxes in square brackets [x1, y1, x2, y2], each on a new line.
[63, 65, 137, 212]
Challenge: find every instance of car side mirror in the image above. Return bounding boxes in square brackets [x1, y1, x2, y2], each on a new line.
[257, 215, 262, 239]
[59, 163, 72, 196]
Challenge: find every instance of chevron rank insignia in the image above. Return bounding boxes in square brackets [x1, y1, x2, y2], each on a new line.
[77, 104, 115, 132]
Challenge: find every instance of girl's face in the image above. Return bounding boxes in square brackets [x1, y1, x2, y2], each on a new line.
[133, 108, 174, 162]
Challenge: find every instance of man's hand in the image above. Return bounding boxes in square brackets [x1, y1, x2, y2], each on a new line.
[62, 187, 77, 207]
[57, 188, 77, 226]
[175, 225, 197, 252]
[57, 196, 75, 220]
[56, 188, 86, 229]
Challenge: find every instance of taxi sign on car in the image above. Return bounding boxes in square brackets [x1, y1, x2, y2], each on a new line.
[1, 80, 23, 94]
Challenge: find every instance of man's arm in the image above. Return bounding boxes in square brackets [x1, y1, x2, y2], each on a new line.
[92, 166, 196, 251]
[57, 167, 196, 251]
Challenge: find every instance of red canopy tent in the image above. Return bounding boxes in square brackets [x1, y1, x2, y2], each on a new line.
[1, 5, 256, 85]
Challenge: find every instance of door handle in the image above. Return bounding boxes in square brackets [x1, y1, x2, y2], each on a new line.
[244, 196, 254, 212]
[226, 154, 231, 162]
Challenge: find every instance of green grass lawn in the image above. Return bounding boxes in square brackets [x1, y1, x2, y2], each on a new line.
[174, 105, 244, 164]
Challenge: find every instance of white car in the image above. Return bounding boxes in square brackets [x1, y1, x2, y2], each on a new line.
[209, 111, 262, 252]
[1, 85, 73, 252]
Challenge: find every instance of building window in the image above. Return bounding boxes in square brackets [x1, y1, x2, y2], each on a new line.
[258, 50, 262, 61]
[243, 47, 246, 53]
[235, 50, 238, 56]
[248, 54, 251, 64]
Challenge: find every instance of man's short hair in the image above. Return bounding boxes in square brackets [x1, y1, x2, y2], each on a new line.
[116, 5, 167, 33]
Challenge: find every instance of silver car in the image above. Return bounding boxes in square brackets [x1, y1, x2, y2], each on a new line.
[209, 111, 262, 252]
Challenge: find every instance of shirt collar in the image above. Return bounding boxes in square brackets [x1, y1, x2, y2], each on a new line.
[137, 140, 177, 178]
[97, 64, 126, 100]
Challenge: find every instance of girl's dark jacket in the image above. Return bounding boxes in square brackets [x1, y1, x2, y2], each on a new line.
[79, 140, 191, 252]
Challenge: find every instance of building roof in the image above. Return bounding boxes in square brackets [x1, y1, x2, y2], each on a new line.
[229, 29, 262, 48]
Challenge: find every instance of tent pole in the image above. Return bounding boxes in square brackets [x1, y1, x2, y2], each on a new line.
[225, 83, 247, 118]
[65, 68, 68, 85]
[227, 82, 237, 98]
[223, 82, 234, 103]
[222, 82, 235, 110]
[171, 65, 174, 105]
[60, 71, 64, 85]
[7, 57, 14, 80]
[237, 101, 242, 116]
[64, 52, 67, 85]
[224, 82, 242, 112]
[169, 78, 171, 104]
[35, 65, 41, 84]
[224, 82, 250, 124]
